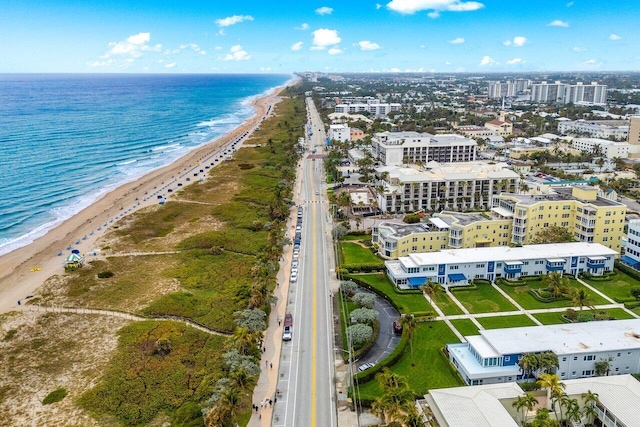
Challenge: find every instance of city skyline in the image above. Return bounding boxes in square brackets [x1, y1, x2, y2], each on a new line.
[1, 0, 638, 74]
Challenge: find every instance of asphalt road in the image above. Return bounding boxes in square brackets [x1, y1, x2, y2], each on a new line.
[274, 98, 336, 427]
[355, 290, 401, 369]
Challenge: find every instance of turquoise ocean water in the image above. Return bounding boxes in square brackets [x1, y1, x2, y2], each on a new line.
[0, 73, 292, 255]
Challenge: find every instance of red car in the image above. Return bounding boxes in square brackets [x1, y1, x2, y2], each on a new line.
[284, 313, 293, 327]
[393, 319, 403, 334]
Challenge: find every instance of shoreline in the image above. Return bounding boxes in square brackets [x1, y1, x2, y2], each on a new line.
[0, 79, 296, 314]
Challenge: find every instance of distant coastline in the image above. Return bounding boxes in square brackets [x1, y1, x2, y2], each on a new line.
[0, 74, 299, 314]
[0, 73, 295, 257]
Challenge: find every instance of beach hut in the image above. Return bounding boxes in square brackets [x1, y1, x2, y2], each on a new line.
[64, 252, 84, 270]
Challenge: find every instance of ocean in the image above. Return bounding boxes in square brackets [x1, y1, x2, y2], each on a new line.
[0, 73, 292, 256]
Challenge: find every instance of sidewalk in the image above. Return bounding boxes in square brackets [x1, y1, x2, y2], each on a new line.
[247, 161, 304, 427]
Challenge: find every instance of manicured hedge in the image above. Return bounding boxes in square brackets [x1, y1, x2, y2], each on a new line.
[351, 320, 380, 361]
[353, 333, 409, 385]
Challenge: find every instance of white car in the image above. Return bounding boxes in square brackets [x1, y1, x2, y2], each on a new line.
[292, 259, 299, 268]
[282, 325, 292, 341]
[296, 225, 301, 232]
[290, 272, 298, 282]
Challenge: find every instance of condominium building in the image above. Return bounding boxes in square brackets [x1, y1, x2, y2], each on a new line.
[328, 124, 350, 142]
[385, 242, 616, 288]
[426, 375, 640, 427]
[531, 81, 607, 105]
[447, 319, 640, 386]
[334, 102, 401, 117]
[371, 131, 477, 166]
[494, 186, 626, 251]
[372, 211, 511, 259]
[571, 137, 633, 159]
[488, 81, 516, 99]
[629, 116, 640, 146]
[376, 162, 519, 213]
[558, 119, 629, 140]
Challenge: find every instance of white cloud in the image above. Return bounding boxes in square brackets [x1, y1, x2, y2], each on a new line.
[479, 55, 497, 66]
[427, 11, 440, 18]
[506, 57, 524, 65]
[386, 0, 484, 15]
[566, 1, 574, 6]
[328, 47, 344, 55]
[503, 36, 526, 47]
[291, 41, 304, 51]
[609, 34, 622, 40]
[358, 40, 381, 51]
[216, 15, 254, 27]
[311, 28, 341, 50]
[376, 3, 383, 9]
[572, 46, 586, 52]
[449, 37, 465, 44]
[222, 45, 251, 61]
[92, 32, 162, 67]
[583, 59, 601, 67]
[390, 67, 402, 72]
[260, 66, 272, 71]
[315, 6, 334, 15]
[180, 43, 206, 55]
[295, 23, 310, 30]
[165, 62, 176, 68]
[547, 19, 569, 27]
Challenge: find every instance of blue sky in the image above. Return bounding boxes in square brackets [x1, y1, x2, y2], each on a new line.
[0, 0, 637, 73]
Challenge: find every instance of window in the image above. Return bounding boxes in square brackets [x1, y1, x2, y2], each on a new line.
[562, 357, 567, 361]
[573, 356, 577, 361]
[582, 370, 594, 376]
[562, 213, 569, 218]
[584, 355, 595, 361]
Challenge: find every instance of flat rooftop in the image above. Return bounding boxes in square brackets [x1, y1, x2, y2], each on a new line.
[405, 242, 617, 267]
[501, 187, 624, 208]
[475, 319, 640, 355]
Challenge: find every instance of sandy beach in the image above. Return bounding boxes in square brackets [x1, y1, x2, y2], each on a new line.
[0, 84, 290, 314]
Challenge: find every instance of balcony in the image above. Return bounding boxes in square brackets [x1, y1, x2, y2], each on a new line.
[504, 262, 523, 274]
[586, 256, 607, 269]
[546, 259, 566, 271]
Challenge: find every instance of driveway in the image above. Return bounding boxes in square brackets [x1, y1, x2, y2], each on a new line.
[355, 289, 401, 370]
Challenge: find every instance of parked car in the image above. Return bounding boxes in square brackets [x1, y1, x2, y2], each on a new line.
[393, 319, 403, 334]
[284, 313, 293, 326]
[282, 325, 292, 341]
[358, 362, 375, 372]
[296, 225, 301, 232]
[290, 272, 298, 282]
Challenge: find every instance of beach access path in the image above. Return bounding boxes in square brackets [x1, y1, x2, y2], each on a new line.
[0, 85, 289, 315]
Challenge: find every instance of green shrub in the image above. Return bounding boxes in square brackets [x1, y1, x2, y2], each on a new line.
[43, 387, 68, 405]
[97, 271, 114, 279]
[519, 381, 541, 391]
[353, 333, 409, 385]
[3, 329, 17, 341]
[403, 214, 421, 224]
[448, 283, 478, 292]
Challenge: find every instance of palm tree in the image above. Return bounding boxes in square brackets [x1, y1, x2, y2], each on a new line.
[512, 393, 539, 426]
[530, 408, 557, 427]
[582, 390, 599, 425]
[537, 373, 566, 420]
[542, 271, 569, 298]
[518, 352, 539, 379]
[400, 314, 418, 365]
[231, 327, 257, 355]
[372, 369, 414, 424]
[564, 397, 582, 425]
[420, 280, 444, 303]
[570, 288, 595, 312]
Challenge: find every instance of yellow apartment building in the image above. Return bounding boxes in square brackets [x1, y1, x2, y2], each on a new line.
[373, 186, 626, 259]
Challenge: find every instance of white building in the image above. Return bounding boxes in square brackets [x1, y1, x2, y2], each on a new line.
[371, 131, 476, 166]
[572, 137, 633, 159]
[531, 81, 607, 105]
[385, 242, 616, 288]
[488, 81, 516, 99]
[447, 319, 640, 386]
[558, 119, 629, 140]
[328, 124, 350, 142]
[334, 102, 401, 117]
[426, 375, 640, 427]
[622, 218, 640, 267]
[377, 161, 518, 213]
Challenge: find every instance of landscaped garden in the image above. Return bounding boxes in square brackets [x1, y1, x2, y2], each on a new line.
[451, 283, 518, 313]
[449, 319, 480, 336]
[431, 292, 465, 315]
[355, 321, 464, 400]
[339, 241, 384, 267]
[476, 314, 538, 330]
[344, 273, 434, 315]
[580, 269, 639, 303]
[496, 276, 610, 310]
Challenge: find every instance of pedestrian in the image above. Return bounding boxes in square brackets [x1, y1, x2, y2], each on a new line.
[270, 362, 273, 369]
[263, 346, 266, 353]
[265, 359, 268, 367]
[278, 318, 281, 326]
[269, 399, 273, 407]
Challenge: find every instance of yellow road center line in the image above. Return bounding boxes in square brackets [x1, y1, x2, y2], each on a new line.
[311, 165, 318, 427]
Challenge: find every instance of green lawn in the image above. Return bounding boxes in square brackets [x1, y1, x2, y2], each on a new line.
[581, 270, 640, 303]
[342, 234, 372, 242]
[451, 284, 518, 313]
[340, 241, 383, 266]
[532, 312, 567, 325]
[432, 292, 465, 316]
[477, 315, 538, 330]
[595, 307, 636, 320]
[346, 273, 434, 315]
[496, 278, 610, 310]
[449, 319, 480, 337]
[356, 321, 464, 399]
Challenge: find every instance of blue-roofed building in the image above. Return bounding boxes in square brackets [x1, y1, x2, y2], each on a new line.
[622, 218, 640, 268]
[385, 242, 616, 289]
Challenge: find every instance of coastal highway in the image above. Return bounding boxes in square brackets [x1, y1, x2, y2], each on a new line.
[274, 98, 336, 427]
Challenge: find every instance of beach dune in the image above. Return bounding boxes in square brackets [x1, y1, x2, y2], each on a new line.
[0, 86, 288, 314]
